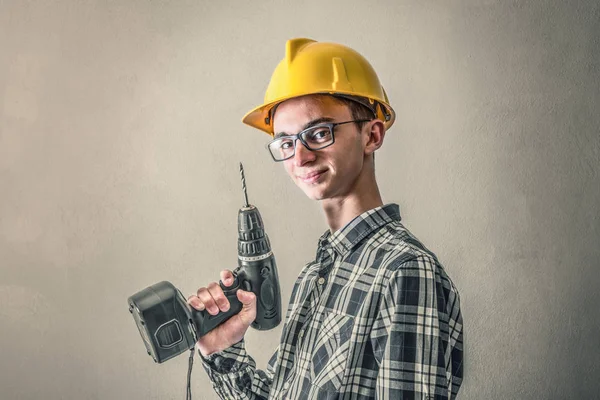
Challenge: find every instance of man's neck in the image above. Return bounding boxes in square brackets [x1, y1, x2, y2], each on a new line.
[321, 182, 384, 233]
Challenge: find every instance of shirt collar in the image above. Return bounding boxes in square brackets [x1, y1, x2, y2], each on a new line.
[318, 203, 401, 257]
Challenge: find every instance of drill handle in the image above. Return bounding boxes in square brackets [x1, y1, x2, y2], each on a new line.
[191, 279, 244, 338]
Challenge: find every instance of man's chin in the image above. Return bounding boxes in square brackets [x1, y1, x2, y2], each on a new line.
[299, 185, 328, 201]
[301, 190, 321, 201]
[294, 176, 333, 200]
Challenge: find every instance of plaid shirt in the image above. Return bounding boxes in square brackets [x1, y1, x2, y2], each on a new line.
[201, 204, 463, 399]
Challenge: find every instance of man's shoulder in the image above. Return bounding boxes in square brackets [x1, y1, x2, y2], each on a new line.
[351, 221, 461, 309]
[362, 220, 444, 275]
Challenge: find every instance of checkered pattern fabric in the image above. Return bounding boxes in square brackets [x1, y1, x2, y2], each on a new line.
[201, 204, 463, 399]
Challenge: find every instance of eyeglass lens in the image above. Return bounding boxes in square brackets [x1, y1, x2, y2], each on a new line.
[269, 125, 333, 160]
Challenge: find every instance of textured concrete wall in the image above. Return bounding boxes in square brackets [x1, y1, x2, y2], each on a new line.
[1, 1, 598, 399]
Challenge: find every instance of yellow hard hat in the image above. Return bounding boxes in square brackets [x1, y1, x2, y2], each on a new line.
[242, 38, 396, 136]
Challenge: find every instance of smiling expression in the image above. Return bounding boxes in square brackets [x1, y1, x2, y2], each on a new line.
[272, 95, 372, 202]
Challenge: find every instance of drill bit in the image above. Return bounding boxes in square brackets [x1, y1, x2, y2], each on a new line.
[240, 162, 249, 207]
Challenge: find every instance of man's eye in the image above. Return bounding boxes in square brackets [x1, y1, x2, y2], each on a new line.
[279, 140, 294, 150]
[306, 129, 331, 142]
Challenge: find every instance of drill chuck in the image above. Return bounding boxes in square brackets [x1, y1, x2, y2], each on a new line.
[237, 205, 273, 261]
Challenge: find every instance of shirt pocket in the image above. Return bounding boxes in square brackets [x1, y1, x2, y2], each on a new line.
[310, 310, 355, 393]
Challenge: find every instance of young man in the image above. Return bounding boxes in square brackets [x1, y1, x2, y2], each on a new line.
[188, 38, 463, 399]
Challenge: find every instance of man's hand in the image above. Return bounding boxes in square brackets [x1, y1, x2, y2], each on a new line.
[187, 269, 257, 357]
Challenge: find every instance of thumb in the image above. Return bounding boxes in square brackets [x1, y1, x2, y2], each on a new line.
[236, 290, 257, 326]
[237, 289, 256, 306]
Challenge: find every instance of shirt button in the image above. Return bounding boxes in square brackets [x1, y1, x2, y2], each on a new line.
[317, 277, 326, 285]
[299, 329, 304, 338]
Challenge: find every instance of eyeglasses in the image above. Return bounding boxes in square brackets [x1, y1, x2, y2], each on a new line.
[266, 119, 372, 162]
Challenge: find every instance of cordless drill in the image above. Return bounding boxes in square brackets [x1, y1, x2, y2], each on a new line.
[128, 163, 282, 363]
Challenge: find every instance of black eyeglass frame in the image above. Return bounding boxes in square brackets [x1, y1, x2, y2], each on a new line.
[265, 119, 372, 162]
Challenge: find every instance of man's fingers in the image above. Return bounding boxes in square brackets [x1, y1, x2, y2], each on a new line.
[187, 295, 205, 311]
[207, 282, 230, 312]
[196, 287, 220, 315]
[220, 270, 234, 286]
[191, 272, 235, 316]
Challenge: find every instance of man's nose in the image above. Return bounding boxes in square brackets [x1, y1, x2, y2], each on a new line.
[293, 139, 316, 166]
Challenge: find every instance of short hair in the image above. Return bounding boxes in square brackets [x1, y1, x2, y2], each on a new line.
[327, 95, 378, 165]
[271, 93, 376, 132]
[315, 94, 376, 131]
[333, 96, 375, 130]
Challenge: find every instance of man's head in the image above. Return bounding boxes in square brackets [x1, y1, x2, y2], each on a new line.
[271, 94, 386, 201]
[242, 38, 394, 203]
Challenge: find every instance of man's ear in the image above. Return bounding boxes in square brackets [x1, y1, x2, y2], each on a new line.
[363, 120, 386, 156]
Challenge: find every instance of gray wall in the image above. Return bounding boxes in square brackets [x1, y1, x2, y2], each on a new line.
[1, 1, 598, 399]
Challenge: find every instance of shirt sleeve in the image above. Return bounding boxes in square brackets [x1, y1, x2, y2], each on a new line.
[370, 256, 463, 399]
[199, 339, 278, 400]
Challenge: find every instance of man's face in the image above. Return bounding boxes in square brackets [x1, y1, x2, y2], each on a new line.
[272, 96, 368, 201]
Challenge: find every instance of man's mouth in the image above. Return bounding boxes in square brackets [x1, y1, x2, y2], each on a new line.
[298, 170, 327, 184]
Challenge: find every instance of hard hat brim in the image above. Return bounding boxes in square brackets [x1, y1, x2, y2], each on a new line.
[242, 91, 396, 136]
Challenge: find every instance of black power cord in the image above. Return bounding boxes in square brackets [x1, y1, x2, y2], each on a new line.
[186, 348, 194, 400]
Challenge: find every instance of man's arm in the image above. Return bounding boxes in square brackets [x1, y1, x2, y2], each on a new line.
[370, 256, 463, 399]
[199, 339, 277, 400]
[188, 269, 276, 399]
